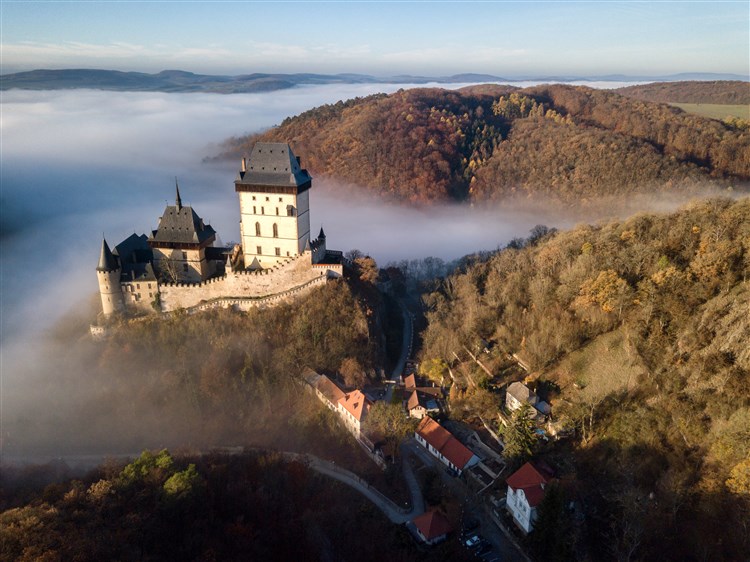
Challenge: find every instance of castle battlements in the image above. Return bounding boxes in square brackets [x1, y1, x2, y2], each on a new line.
[95, 143, 344, 321]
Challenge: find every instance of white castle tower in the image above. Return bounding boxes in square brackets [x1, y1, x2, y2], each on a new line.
[235, 142, 312, 268]
[96, 238, 124, 315]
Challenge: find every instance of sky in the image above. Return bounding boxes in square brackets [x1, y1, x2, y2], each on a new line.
[1, 1, 748, 77]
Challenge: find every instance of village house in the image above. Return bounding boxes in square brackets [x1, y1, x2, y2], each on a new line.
[406, 390, 440, 419]
[505, 462, 553, 534]
[411, 510, 452, 545]
[414, 416, 479, 476]
[303, 369, 372, 440]
[506, 381, 551, 418]
[337, 390, 372, 439]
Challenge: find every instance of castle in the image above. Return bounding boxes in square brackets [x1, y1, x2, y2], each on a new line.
[95, 143, 343, 319]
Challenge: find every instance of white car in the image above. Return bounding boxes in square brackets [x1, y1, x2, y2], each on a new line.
[464, 535, 481, 548]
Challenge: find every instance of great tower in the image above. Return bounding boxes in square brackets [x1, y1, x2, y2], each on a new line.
[235, 142, 312, 268]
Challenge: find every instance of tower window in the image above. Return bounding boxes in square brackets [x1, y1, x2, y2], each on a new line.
[182, 251, 188, 260]
[255, 222, 261, 236]
[252, 196, 256, 201]
[261, 207, 264, 215]
[253, 206, 256, 213]
[287, 206, 294, 217]
[276, 207, 279, 215]
[273, 223, 278, 238]
[279, 197, 283, 202]
[266, 196, 269, 201]
[256, 246, 262, 254]
[275, 247, 281, 256]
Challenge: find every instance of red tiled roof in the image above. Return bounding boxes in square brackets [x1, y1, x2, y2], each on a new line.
[339, 390, 372, 422]
[506, 462, 550, 507]
[412, 510, 452, 540]
[404, 373, 416, 390]
[416, 417, 475, 470]
[407, 390, 422, 410]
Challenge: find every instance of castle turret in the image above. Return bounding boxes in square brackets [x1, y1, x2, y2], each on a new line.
[96, 238, 124, 315]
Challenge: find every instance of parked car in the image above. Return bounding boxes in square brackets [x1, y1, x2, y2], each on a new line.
[464, 534, 481, 548]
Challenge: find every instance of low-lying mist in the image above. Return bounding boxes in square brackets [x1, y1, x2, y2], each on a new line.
[0, 86, 728, 465]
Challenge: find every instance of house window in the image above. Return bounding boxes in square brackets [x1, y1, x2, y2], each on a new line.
[253, 206, 256, 213]
[273, 223, 278, 238]
[252, 196, 256, 201]
[287, 206, 294, 217]
[182, 251, 187, 260]
[256, 246, 262, 254]
[265, 196, 269, 201]
[275, 248, 281, 256]
[255, 222, 261, 236]
[278, 197, 283, 202]
[276, 207, 279, 215]
[261, 207, 264, 215]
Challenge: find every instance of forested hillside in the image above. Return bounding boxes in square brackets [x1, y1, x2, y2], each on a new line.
[1, 450, 446, 562]
[615, 80, 750, 105]
[220, 84, 750, 204]
[420, 198, 750, 560]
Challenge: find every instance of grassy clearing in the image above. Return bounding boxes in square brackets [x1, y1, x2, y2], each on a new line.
[670, 102, 749, 120]
[543, 329, 644, 401]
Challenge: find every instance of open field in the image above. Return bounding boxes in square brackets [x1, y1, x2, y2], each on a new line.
[670, 102, 749, 120]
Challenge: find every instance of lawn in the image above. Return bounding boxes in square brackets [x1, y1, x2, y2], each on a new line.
[669, 102, 749, 121]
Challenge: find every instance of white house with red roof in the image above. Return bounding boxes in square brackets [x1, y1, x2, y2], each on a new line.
[505, 462, 552, 533]
[414, 417, 479, 476]
[337, 389, 372, 439]
[411, 510, 452, 545]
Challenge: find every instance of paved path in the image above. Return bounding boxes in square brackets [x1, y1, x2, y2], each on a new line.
[302, 452, 424, 524]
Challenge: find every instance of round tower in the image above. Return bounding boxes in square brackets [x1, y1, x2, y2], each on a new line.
[97, 238, 124, 315]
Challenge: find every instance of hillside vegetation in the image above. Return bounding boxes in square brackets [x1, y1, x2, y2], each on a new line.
[220, 84, 749, 204]
[419, 198, 750, 560]
[1, 449, 449, 562]
[615, 80, 750, 105]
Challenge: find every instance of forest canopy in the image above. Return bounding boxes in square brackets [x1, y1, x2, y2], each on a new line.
[219, 83, 749, 205]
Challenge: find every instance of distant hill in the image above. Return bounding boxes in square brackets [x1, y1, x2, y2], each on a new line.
[3, 68, 747, 93]
[219, 84, 750, 204]
[615, 80, 750, 104]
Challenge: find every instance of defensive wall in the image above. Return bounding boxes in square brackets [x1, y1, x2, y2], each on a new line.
[158, 249, 343, 312]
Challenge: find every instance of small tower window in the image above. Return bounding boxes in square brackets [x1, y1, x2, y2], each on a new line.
[253, 206, 256, 213]
[255, 222, 261, 236]
[261, 207, 265, 215]
[266, 196, 269, 201]
[273, 223, 278, 238]
[276, 207, 279, 215]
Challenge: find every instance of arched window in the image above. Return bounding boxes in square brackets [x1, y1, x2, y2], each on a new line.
[273, 223, 278, 238]
[255, 222, 261, 236]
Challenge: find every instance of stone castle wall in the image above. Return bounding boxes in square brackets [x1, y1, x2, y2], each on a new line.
[158, 250, 336, 312]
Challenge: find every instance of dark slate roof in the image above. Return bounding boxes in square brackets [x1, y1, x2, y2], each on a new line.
[121, 261, 158, 283]
[97, 238, 118, 272]
[236, 142, 312, 187]
[205, 246, 230, 261]
[150, 204, 216, 245]
[114, 233, 151, 264]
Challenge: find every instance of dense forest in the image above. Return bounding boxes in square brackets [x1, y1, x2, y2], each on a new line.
[219, 84, 749, 204]
[419, 198, 749, 561]
[1, 449, 461, 562]
[615, 80, 750, 105]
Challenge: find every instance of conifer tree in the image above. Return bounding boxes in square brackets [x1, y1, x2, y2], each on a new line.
[503, 402, 537, 465]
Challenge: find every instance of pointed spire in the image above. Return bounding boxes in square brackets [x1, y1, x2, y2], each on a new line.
[97, 238, 118, 272]
[248, 257, 262, 271]
[175, 178, 182, 210]
[303, 238, 311, 252]
[318, 226, 326, 239]
[225, 252, 233, 273]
